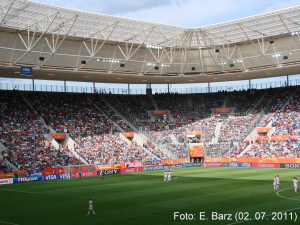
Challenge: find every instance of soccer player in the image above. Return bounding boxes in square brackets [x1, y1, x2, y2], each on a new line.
[86, 198, 96, 216]
[168, 170, 172, 182]
[164, 171, 167, 182]
[294, 177, 298, 193]
[276, 175, 280, 189]
[79, 170, 81, 179]
[100, 171, 105, 181]
[273, 176, 277, 190]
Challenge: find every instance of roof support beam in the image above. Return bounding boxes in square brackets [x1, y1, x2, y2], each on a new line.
[278, 15, 300, 47]
[238, 24, 276, 66]
[10, 12, 60, 66]
[111, 27, 156, 73]
[77, 21, 119, 71]
[40, 14, 78, 67]
[0, 1, 13, 25]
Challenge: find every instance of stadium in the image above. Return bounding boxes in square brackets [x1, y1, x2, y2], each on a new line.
[1, 0, 300, 224]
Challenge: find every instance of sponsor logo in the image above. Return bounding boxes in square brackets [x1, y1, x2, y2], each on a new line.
[102, 170, 120, 175]
[284, 164, 300, 169]
[44, 175, 57, 181]
[163, 165, 183, 170]
[184, 163, 202, 167]
[241, 163, 252, 167]
[82, 171, 95, 177]
[0, 178, 13, 185]
[16, 176, 41, 183]
[203, 162, 222, 167]
[142, 166, 164, 171]
[126, 162, 142, 168]
[58, 173, 71, 179]
[258, 163, 274, 168]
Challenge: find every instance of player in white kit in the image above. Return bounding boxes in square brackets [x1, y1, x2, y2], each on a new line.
[294, 177, 298, 193]
[276, 175, 280, 189]
[273, 176, 277, 190]
[164, 171, 168, 181]
[86, 198, 96, 216]
[168, 170, 172, 182]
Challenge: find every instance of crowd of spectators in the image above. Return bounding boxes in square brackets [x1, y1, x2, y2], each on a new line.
[241, 139, 300, 158]
[218, 114, 260, 142]
[75, 134, 163, 164]
[0, 91, 83, 170]
[227, 90, 264, 114]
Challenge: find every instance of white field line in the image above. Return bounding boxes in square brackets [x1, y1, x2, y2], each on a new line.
[276, 188, 300, 201]
[0, 221, 19, 225]
[227, 188, 300, 225]
[0, 179, 163, 194]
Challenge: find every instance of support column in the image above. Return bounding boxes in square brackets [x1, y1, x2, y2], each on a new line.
[287, 75, 289, 86]
[249, 79, 251, 89]
[208, 82, 210, 93]
[93, 82, 95, 93]
[168, 84, 170, 93]
[32, 79, 34, 91]
[64, 81, 66, 92]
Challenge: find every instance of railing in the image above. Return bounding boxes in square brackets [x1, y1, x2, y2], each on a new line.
[1, 78, 299, 95]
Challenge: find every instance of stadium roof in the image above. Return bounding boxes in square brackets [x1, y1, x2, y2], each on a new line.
[0, 0, 300, 84]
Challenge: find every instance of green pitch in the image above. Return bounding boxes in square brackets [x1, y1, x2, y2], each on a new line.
[1, 167, 300, 225]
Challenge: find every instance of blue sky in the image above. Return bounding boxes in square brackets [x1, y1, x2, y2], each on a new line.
[2, 0, 300, 90]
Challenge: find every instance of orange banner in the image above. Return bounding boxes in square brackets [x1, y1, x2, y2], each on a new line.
[256, 128, 272, 133]
[122, 132, 134, 137]
[190, 145, 204, 157]
[187, 131, 201, 136]
[216, 108, 230, 113]
[272, 136, 291, 140]
[51, 134, 66, 139]
[255, 136, 269, 141]
[153, 110, 167, 115]
[206, 158, 300, 164]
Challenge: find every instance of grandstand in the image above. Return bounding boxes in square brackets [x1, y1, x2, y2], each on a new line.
[0, 0, 300, 173]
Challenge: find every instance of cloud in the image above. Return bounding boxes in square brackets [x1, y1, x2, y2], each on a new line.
[34, 0, 300, 27]
[35, 0, 178, 15]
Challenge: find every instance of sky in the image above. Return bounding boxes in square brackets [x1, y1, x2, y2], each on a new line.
[2, 0, 300, 90]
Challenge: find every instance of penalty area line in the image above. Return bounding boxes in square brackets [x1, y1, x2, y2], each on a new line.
[0, 220, 19, 225]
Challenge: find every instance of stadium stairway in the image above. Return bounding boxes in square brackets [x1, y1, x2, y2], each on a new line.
[19, 92, 56, 133]
[169, 134, 179, 144]
[146, 110, 155, 120]
[166, 110, 175, 121]
[280, 86, 300, 109]
[211, 122, 223, 143]
[150, 95, 159, 110]
[247, 91, 268, 114]
[101, 97, 139, 133]
[237, 143, 252, 158]
[222, 96, 228, 108]
[88, 96, 127, 133]
[0, 142, 18, 171]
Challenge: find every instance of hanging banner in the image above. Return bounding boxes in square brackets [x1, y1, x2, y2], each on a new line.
[256, 128, 272, 133]
[20, 66, 33, 76]
[153, 110, 167, 115]
[122, 132, 134, 138]
[215, 108, 230, 113]
[255, 136, 270, 141]
[51, 134, 66, 139]
[190, 145, 204, 157]
[187, 131, 201, 136]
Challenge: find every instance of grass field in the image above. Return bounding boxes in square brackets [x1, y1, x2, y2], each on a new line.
[1, 167, 300, 225]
